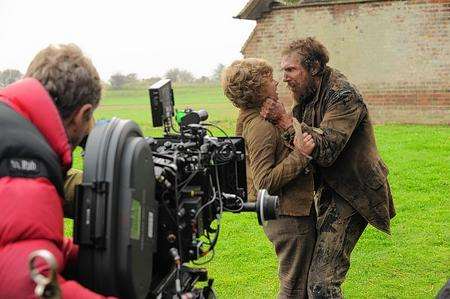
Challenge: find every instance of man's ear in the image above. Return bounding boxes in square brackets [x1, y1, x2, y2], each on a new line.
[72, 104, 94, 127]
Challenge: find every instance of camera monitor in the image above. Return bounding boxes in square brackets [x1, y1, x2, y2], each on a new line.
[149, 79, 174, 129]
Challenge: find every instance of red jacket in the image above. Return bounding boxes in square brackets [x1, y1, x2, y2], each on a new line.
[0, 79, 111, 298]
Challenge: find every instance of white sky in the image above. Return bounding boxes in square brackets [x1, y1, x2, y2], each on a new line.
[0, 0, 255, 81]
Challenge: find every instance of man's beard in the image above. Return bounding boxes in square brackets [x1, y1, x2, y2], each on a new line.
[290, 75, 316, 104]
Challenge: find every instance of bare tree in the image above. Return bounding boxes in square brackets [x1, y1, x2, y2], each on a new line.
[165, 68, 195, 84]
[0, 69, 23, 87]
[196, 76, 211, 84]
[165, 68, 181, 83]
[142, 77, 162, 87]
[211, 63, 225, 82]
[109, 72, 139, 89]
[109, 73, 127, 89]
[126, 73, 138, 82]
[177, 70, 195, 83]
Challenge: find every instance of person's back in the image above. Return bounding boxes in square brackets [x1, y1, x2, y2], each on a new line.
[0, 79, 69, 297]
[0, 44, 112, 298]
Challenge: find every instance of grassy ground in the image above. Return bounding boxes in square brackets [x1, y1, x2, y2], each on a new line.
[68, 85, 450, 298]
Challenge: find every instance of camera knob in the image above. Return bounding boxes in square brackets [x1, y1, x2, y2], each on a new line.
[167, 234, 176, 243]
[177, 208, 186, 218]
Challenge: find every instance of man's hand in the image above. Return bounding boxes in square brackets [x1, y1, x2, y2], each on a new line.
[260, 97, 284, 120]
[260, 98, 293, 130]
[294, 132, 315, 157]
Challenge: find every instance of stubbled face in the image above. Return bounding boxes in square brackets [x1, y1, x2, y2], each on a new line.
[281, 53, 316, 102]
[67, 115, 93, 149]
[64, 104, 96, 151]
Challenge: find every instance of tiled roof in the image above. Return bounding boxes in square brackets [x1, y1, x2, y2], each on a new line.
[235, 0, 281, 20]
[235, 0, 394, 20]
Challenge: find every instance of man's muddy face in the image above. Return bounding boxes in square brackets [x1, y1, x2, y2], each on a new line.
[281, 54, 316, 101]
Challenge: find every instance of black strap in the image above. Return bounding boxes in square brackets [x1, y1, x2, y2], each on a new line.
[0, 102, 65, 197]
[0, 158, 50, 179]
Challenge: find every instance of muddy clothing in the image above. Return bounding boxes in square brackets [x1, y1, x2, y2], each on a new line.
[236, 108, 316, 298]
[286, 66, 395, 233]
[437, 280, 450, 299]
[308, 188, 367, 298]
[236, 108, 314, 216]
[282, 66, 395, 298]
[64, 168, 83, 219]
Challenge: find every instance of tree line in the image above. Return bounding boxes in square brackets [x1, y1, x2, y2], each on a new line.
[109, 64, 225, 89]
[0, 63, 226, 89]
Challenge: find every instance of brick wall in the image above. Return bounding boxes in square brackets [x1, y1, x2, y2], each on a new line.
[241, 0, 450, 124]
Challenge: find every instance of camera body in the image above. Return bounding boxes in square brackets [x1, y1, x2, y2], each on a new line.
[74, 80, 278, 298]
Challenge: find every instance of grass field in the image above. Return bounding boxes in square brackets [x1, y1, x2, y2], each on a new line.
[68, 85, 450, 298]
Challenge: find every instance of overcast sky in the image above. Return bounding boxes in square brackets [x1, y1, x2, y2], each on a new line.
[0, 0, 255, 81]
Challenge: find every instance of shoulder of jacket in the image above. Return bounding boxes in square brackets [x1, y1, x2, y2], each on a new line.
[326, 69, 365, 107]
[329, 68, 349, 92]
[248, 114, 275, 129]
[243, 113, 277, 136]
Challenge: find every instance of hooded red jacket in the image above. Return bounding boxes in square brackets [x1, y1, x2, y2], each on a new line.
[0, 78, 111, 298]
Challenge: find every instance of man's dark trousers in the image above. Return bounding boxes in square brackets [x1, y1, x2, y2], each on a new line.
[308, 188, 368, 299]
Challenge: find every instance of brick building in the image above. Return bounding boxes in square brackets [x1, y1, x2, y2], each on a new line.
[236, 0, 450, 124]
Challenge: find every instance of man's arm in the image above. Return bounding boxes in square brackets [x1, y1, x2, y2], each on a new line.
[261, 93, 366, 168]
[301, 92, 367, 167]
[245, 119, 310, 195]
[63, 168, 83, 219]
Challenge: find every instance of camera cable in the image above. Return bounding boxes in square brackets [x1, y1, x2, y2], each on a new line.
[169, 248, 182, 298]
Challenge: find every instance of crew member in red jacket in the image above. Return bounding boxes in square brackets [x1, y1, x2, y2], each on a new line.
[0, 44, 113, 298]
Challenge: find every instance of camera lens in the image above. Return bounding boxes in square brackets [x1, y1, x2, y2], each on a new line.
[256, 189, 279, 225]
[240, 189, 279, 225]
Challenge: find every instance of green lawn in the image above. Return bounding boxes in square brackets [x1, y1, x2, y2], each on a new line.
[68, 85, 450, 298]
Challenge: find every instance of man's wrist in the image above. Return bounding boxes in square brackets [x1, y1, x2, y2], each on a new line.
[300, 152, 313, 161]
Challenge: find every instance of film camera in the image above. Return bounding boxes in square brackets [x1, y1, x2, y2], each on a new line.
[73, 79, 279, 298]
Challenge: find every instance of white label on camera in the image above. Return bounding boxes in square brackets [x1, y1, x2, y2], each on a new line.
[86, 208, 90, 225]
[148, 211, 154, 239]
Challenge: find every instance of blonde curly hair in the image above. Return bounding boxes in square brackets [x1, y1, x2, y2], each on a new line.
[221, 58, 273, 109]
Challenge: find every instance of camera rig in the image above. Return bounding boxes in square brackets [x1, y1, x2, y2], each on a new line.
[74, 79, 278, 298]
